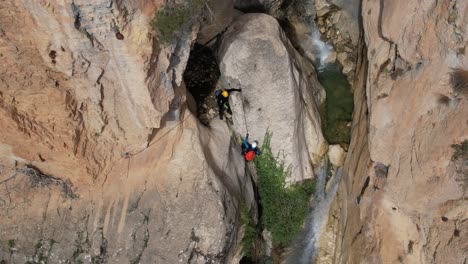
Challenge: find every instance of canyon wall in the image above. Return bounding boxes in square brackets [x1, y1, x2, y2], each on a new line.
[323, 0, 467, 263]
[2, 0, 466, 263]
[0, 0, 254, 262]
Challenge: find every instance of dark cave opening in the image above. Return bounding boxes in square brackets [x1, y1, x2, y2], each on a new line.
[183, 43, 221, 126]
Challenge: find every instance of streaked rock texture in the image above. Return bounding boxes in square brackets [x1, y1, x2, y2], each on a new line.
[218, 14, 327, 183]
[320, 0, 467, 263]
[0, 0, 253, 262]
[0, 0, 189, 179]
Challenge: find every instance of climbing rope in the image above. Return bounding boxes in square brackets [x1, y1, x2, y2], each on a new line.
[145, 111, 192, 150]
[100, 111, 193, 186]
[242, 103, 249, 135]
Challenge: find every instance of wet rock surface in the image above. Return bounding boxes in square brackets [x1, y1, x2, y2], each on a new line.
[314, 0, 360, 82]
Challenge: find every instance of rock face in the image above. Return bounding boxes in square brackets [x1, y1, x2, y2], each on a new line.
[0, 0, 254, 262]
[196, 0, 243, 45]
[322, 0, 468, 263]
[218, 14, 327, 183]
[315, 0, 360, 81]
[1, 113, 253, 263]
[0, 0, 191, 180]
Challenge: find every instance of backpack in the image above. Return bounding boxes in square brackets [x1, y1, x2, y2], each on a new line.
[245, 150, 256, 161]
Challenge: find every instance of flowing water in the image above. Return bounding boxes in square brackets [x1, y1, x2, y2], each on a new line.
[286, 3, 354, 261]
[288, 160, 343, 264]
[310, 22, 334, 67]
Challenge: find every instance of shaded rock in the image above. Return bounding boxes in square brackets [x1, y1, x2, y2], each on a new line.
[234, 0, 284, 16]
[374, 162, 388, 178]
[315, 0, 332, 17]
[197, 0, 243, 45]
[218, 14, 327, 182]
[312, 0, 359, 81]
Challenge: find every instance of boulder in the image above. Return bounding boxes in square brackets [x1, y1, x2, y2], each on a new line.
[328, 144, 346, 167]
[324, 50, 338, 64]
[315, 0, 332, 17]
[218, 14, 327, 182]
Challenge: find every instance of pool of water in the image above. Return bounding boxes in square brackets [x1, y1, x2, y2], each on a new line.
[317, 63, 354, 146]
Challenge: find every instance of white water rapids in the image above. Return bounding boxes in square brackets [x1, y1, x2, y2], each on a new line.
[310, 22, 334, 67]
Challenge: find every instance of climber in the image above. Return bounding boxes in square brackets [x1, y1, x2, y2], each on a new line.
[215, 88, 241, 120]
[242, 133, 261, 161]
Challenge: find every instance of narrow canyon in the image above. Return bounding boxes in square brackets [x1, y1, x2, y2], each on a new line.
[0, 0, 466, 263]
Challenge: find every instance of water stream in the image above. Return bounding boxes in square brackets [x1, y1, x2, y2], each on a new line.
[288, 160, 343, 264]
[286, 5, 352, 262]
[310, 22, 334, 67]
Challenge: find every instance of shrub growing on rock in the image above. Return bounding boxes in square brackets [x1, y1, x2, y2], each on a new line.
[450, 68, 468, 96]
[241, 203, 257, 258]
[254, 132, 315, 247]
[151, 0, 205, 44]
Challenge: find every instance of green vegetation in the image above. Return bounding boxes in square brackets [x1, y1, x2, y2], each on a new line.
[451, 140, 468, 191]
[8, 239, 15, 249]
[254, 132, 315, 247]
[151, 0, 205, 44]
[241, 203, 257, 257]
[318, 64, 354, 145]
[8, 239, 15, 255]
[450, 68, 468, 95]
[451, 140, 468, 161]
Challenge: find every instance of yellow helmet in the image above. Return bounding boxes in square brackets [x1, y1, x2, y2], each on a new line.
[222, 90, 229, 98]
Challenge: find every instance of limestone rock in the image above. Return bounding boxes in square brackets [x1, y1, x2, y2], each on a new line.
[337, 52, 354, 75]
[196, 0, 243, 45]
[0, 112, 254, 263]
[218, 14, 327, 182]
[0, 0, 254, 262]
[0, 0, 196, 179]
[328, 144, 345, 167]
[315, 0, 332, 17]
[324, 0, 468, 263]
